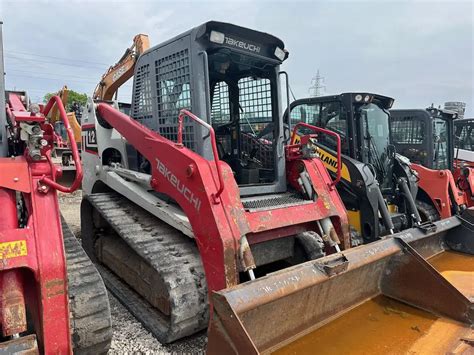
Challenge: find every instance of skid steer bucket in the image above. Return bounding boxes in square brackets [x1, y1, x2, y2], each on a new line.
[207, 214, 474, 354]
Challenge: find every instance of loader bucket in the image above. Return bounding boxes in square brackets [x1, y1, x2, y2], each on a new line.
[207, 215, 474, 354]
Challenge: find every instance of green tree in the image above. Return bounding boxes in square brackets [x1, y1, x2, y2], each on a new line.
[43, 89, 88, 112]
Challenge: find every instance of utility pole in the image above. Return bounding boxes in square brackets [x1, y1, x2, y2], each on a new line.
[308, 69, 325, 97]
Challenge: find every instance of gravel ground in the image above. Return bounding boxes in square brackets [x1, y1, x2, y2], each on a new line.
[59, 190, 207, 354]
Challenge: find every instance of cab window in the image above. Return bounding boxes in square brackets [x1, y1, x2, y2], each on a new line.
[320, 102, 348, 154]
[290, 103, 320, 126]
[290, 101, 349, 155]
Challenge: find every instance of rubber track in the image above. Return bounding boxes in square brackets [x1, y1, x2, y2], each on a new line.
[62, 216, 113, 354]
[84, 192, 209, 343]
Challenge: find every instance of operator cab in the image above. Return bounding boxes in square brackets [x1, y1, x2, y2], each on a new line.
[390, 107, 457, 170]
[285, 93, 394, 190]
[129, 21, 288, 196]
[454, 118, 474, 151]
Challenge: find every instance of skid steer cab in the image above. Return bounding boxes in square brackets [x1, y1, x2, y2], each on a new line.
[390, 107, 471, 216]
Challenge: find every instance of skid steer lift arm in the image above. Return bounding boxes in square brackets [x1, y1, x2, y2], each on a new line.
[288, 122, 342, 188]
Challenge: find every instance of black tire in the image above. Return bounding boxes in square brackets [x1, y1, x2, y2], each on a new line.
[416, 200, 440, 223]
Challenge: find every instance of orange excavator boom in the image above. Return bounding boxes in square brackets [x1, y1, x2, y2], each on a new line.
[93, 34, 150, 100]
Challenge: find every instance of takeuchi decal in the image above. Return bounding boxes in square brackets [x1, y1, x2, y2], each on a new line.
[224, 36, 261, 54]
[155, 158, 202, 211]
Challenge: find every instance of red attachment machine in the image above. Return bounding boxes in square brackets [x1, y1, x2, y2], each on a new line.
[0, 22, 112, 353]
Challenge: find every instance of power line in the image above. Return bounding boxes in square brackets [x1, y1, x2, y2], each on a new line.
[5, 54, 105, 69]
[6, 73, 97, 84]
[7, 69, 100, 81]
[5, 50, 109, 66]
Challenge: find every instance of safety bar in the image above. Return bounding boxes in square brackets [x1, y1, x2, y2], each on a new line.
[177, 109, 224, 203]
[40, 96, 83, 193]
[290, 122, 342, 187]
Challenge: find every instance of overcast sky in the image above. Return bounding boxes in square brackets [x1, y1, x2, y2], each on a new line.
[1, 0, 472, 115]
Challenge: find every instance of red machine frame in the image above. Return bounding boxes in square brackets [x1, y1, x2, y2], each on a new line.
[288, 122, 342, 188]
[96, 104, 350, 297]
[453, 165, 474, 208]
[0, 94, 82, 353]
[410, 164, 467, 218]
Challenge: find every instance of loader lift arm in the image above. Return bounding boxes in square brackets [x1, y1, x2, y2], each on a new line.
[93, 34, 150, 100]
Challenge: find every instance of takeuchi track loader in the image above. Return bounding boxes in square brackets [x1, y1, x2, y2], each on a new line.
[390, 107, 474, 212]
[80, 21, 474, 353]
[81, 20, 351, 343]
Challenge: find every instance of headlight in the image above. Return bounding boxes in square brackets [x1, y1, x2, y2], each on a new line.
[210, 31, 225, 44]
[355, 94, 363, 102]
[364, 95, 371, 102]
[274, 47, 286, 61]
